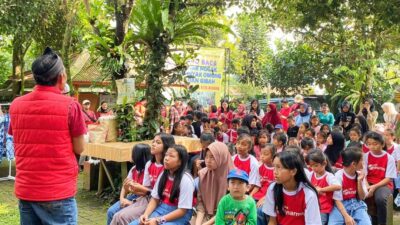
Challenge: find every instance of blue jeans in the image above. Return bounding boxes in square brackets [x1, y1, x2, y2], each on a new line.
[257, 207, 269, 225]
[19, 197, 77, 225]
[321, 213, 328, 225]
[128, 203, 193, 225]
[328, 199, 371, 225]
[107, 195, 137, 225]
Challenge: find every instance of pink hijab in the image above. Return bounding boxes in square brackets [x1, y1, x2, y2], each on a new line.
[198, 142, 234, 215]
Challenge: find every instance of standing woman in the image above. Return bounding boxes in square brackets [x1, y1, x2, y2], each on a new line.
[324, 131, 346, 170]
[249, 99, 265, 121]
[295, 103, 311, 127]
[195, 142, 234, 225]
[262, 103, 282, 127]
[279, 99, 291, 131]
[358, 98, 378, 130]
[218, 100, 234, 128]
[317, 103, 335, 128]
[334, 101, 356, 137]
[381, 102, 398, 129]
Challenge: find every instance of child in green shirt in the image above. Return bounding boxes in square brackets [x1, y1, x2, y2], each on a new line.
[216, 169, 257, 225]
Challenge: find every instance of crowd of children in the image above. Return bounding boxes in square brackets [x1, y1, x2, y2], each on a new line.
[106, 98, 400, 225]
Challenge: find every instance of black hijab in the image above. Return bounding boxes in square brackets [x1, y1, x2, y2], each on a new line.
[325, 131, 345, 165]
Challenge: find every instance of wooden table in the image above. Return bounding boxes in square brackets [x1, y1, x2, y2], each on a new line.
[82, 136, 202, 194]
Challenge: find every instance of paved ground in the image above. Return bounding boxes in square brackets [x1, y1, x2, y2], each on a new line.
[1, 160, 400, 225]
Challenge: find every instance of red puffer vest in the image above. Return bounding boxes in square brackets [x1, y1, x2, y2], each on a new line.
[10, 85, 78, 201]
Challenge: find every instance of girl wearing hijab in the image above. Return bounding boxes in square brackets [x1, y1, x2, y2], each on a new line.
[294, 103, 311, 127]
[381, 102, 398, 129]
[234, 103, 246, 120]
[279, 99, 291, 131]
[195, 142, 234, 225]
[324, 131, 345, 170]
[334, 101, 356, 136]
[262, 103, 282, 127]
[358, 98, 378, 130]
[249, 99, 265, 121]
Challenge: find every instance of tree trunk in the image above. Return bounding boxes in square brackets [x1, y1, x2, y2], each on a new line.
[143, 40, 168, 138]
[62, 0, 77, 96]
[12, 36, 23, 80]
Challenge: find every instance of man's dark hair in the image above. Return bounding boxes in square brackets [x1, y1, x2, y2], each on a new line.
[32, 47, 65, 86]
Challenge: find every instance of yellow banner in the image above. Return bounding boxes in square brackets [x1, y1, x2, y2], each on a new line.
[185, 47, 225, 106]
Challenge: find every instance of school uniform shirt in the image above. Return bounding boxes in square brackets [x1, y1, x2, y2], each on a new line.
[232, 154, 260, 186]
[151, 172, 195, 209]
[226, 129, 238, 144]
[127, 166, 145, 185]
[263, 182, 322, 225]
[217, 133, 229, 144]
[333, 169, 368, 201]
[143, 161, 164, 188]
[216, 194, 257, 225]
[310, 171, 341, 213]
[386, 143, 400, 161]
[363, 151, 397, 189]
[253, 164, 275, 200]
[362, 144, 369, 153]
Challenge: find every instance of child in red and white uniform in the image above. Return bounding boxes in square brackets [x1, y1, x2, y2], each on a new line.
[253, 129, 271, 159]
[263, 151, 322, 225]
[306, 150, 341, 225]
[250, 144, 276, 204]
[345, 127, 363, 148]
[214, 127, 229, 144]
[316, 131, 328, 152]
[329, 147, 371, 225]
[133, 145, 195, 225]
[383, 128, 400, 158]
[250, 144, 276, 224]
[383, 128, 400, 195]
[110, 133, 175, 225]
[226, 118, 240, 144]
[107, 144, 151, 225]
[272, 132, 287, 153]
[364, 131, 397, 225]
[232, 133, 259, 193]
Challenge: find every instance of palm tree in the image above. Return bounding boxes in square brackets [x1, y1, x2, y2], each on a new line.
[125, 0, 230, 138]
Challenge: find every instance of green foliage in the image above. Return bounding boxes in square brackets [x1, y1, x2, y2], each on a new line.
[115, 101, 141, 142]
[124, 0, 230, 139]
[266, 42, 323, 95]
[236, 13, 272, 86]
[0, 36, 12, 85]
[243, 0, 400, 106]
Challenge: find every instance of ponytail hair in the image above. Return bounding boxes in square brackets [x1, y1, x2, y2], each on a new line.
[273, 151, 318, 216]
[306, 149, 334, 173]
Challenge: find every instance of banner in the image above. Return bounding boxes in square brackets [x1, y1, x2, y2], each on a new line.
[185, 48, 225, 106]
[116, 78, 135, 104]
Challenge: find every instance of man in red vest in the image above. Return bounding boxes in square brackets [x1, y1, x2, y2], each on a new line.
[9, 47, 86, 225]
